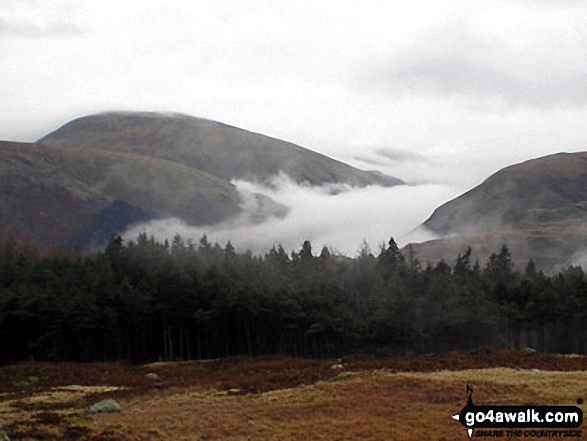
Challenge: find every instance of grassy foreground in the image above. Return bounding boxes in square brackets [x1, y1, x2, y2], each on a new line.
[1, 349, 586, 440]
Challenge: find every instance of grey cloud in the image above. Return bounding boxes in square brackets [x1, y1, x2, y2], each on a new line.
[0, 18, 83, 38]
[353, 156, 386, 167]
[353, 148, 428, 170]
[374, 148, 427, 163]
[378, 56, 587, 110]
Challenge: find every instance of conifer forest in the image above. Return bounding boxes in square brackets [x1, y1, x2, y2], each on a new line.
[2, 234, 586, 366]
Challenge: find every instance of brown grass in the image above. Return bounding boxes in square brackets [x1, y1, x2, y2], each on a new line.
[96, 369, 587, 440]
[1, 349, 587, 440]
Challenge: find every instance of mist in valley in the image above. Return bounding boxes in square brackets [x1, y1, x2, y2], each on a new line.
[124, 173, 456, 256]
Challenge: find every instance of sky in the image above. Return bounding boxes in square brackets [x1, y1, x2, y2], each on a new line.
[2, 0, 587, 254]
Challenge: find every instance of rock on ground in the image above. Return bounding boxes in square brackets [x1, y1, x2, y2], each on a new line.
[88, 399, 121, 414]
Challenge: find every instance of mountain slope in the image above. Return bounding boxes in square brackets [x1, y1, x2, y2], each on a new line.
[0, 141, 241, 251]
[39, 112, 404, 187]
[410, 152, 587, 272]
[0, 141, 111, 250]
[40, 143, 242, 225]
[2, 111, 402, 251]
[424, 152, 587, 235]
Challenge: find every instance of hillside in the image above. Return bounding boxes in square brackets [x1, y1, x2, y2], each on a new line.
[0, 141, 241, 251]
[410, 152, 587, 272]
[2, 350, 586, 440]
[0, 141, 112, 250]
[39, 112, 404, 187]
[1, 112, 403, 251]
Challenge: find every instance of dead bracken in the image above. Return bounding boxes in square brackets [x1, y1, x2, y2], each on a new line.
[1, 349, 587, 440]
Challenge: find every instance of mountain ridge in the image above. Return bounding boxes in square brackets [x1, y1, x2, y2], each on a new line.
[1, 112, 403, 251]
[410, 151, 587, 272]
[39, 112, 404, 187]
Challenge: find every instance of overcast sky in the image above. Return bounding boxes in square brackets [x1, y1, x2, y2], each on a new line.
[2, 0, 587, 253]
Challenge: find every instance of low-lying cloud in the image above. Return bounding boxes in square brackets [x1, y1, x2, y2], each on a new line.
[123, 174, 456, 257]
[374, 148, 428, 163]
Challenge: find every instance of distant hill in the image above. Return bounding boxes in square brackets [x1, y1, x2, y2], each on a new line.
[39, 112, 403, 187]
[409, 152, 587, 272]
[0, 141, 112, 250]
[0, 141, 241, 251]
[0, 112, 403, 251]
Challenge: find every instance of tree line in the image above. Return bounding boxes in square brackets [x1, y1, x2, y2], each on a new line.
[1, 234, 586, 365]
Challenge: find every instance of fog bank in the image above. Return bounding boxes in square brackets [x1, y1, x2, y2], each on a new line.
[123, 175, 457, 256]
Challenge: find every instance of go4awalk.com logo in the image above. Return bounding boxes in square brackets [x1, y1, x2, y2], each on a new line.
[451, 385, 583, 438]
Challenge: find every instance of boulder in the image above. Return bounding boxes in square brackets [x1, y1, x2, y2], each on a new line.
[88, 399, 121, 414]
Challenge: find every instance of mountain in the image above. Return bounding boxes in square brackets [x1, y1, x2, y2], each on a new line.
[0, 112, 403, 251]
[409, 152, 587, 272]
[0, 141, 112, 250]
[0, 140, 241, 251]
[39, 112, 403, 187]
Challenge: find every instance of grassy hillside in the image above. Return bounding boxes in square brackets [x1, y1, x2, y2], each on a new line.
[0, 141, 241, 251]
[40, 144, 242, 225]
[2, 350, 586, 440]
[0, 141, 109, 250]
[424, 152, 587, 235]
[39, 112, 404, 187]
[412, 152, 587, 272]
[3, 111, 403, 251]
